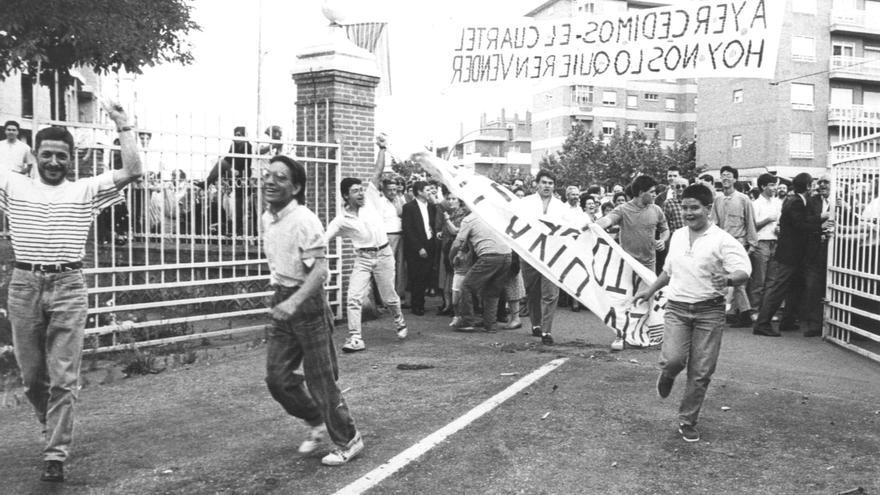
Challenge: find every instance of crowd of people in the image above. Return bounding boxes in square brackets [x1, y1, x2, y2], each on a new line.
[0, 114, 874, 482]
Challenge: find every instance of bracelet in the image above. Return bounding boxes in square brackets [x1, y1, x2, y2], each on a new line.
[117, 125, 134, 133]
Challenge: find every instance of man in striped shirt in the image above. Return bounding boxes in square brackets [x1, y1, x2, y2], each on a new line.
[0, 101, 142, 482]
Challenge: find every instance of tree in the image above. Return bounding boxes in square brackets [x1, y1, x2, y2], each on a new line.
[0, 0, 199, 118]
[539, 124, 700, 192]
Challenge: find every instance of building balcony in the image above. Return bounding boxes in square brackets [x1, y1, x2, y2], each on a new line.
[830, 10, 880, 38]
[829, 56, 880, 82]
[569, 103, 595, 120]
[828, 104, 880, 127]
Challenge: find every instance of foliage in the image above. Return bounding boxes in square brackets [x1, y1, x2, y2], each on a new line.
[0, 0, 199, 83]
[538, 124, 702, 192]
[390, 157, 424, 181]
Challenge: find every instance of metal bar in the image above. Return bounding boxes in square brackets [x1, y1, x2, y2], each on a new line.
[88, 291, 274, 315]
[84, 324, 269, 355]
[87, 274, 271, 294]
[86, 309, 269, 336]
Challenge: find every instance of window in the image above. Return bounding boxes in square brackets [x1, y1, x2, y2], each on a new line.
[644, 93, 659, 101]
[664, 127, 676, 141]
[644, 122, 658, 130]
[20, 73, 34, 119]
[790, 132, 814, 158]
[792, 0, 816, 14]
[830, 87, 853, 106]
[832, 42, 855, 59]
[602, 121, 617, 136]
[733, 89, 743, 103]
[694, 97, 698, 109]
[626, 95, 638, 108]
[572, 85, 593, 105]
[602, 91, 617, 106]
[578, 1, 595, 13]
[732, 135, 742, 148]
[626, 124, 638, 134]
[791, 36, 815, 62]
[665, 98, 676, 111]
[791, 83, 814, 110]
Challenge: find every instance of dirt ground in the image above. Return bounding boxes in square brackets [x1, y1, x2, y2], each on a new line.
[1, 302, 878, 495]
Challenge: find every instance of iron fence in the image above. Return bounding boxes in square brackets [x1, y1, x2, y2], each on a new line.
[827, 130, 880, 363]
[2, 106, 342, 354]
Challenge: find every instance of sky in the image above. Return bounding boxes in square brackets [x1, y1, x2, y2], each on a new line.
[129, 0, 539, 150]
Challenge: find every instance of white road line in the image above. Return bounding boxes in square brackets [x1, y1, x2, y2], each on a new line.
[333, 357, 569, 495]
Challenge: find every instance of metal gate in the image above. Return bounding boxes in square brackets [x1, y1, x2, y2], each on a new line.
[0, 103, 342, 354]
[827, 123, 880, 363]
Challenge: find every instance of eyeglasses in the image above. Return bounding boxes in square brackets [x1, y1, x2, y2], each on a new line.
[673, 184, 686, 190]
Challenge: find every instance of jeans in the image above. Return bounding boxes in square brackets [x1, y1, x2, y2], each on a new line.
[346, 246, 406, 337]
[265, 286, 358, 447]
[748, 240, 775, 309]
[9, 268, 88, 462]
[659, 299, 725, 427]
[521, 263, 559, 334]
[458, 253, 511, 331]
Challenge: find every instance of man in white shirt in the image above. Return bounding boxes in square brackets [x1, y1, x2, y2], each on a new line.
[520, 170, 568, 345]
[380, 177, 407, 306]
[749, 173, 782, 311]
[634, 184, 751, 443]
[324, 136, 407, 353]
[0, 120, 36, 174]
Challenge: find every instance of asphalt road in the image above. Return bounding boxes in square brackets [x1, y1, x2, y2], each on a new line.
[1, 302, 878, 494]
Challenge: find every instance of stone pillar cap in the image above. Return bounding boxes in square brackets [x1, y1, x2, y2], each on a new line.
[292, 24, 380, 78]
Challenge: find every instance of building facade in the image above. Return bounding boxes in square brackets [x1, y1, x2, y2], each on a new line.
[436, 110, 533, 177]
[527, 0, 698, 167]
[697, 0, 880, 179]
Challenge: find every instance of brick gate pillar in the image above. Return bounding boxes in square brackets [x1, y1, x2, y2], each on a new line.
[291, 22, 381, 322]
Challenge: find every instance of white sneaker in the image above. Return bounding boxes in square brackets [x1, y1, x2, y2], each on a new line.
[298, 424, 327, 454]
[342, 336, 365, 353]
[396, 325, 408, 339]
[321, 431, 364, 466]
[449, 316, 462, 327]
[610, 337, 625, 351]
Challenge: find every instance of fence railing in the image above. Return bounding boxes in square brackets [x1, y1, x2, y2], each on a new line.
[2, 112, 342, 354]
[827, 133, 880, 364]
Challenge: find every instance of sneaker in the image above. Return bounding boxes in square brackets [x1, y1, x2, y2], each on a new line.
[449, 316, 462, 327]
[451, 320, 477, 332]
[656, 373, 674, 399]
[342, 336, 365, 353]
[531, 326, 542, 337]
[298, 424, 327, 454]
[678, 423, 700, 443]
[321, 431, 364, 466]
[41, 460, 64, 482]
[396, 325, 408, 340]
[610, 337, 625, 351]
[541, 333, 554, 345]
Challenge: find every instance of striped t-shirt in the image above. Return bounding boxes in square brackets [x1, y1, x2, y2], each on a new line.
[0, 171, 123, 263]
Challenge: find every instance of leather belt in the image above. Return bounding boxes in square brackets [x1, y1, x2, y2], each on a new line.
[15, 261, 83, 273]
[357, 243, 389, 253]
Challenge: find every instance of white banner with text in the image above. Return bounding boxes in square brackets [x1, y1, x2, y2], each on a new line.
[416, 153, 666, 347]
[447, 0, 784, 86]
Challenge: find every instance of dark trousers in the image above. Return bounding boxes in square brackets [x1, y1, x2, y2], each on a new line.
[265, 286, 357, 448]
[406, 243, 435, 311]
[754, 260, 814, 332]
[458, 253, 512, 331]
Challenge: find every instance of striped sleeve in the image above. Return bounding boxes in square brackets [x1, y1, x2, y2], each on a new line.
[89, 171, 125, 213]
[0, 171, 9, 211]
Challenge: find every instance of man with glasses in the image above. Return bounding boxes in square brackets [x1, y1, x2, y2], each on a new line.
[711, 165, 757, 328]
[597, 175, 669, 350]
[324, 136, 408, 353]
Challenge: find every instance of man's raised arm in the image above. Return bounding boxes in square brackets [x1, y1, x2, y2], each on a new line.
[105, 100, 143, 189]
[370, 134, 388, 189]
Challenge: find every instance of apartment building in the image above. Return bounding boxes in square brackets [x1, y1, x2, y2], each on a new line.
[527, 0, 698, 167]
[436, 110, 533, 177]
[697, 0, 880, 179]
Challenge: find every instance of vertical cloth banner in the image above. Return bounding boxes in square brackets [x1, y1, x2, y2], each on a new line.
[446, 0, 784, 85]
[415, 153, 665, 347]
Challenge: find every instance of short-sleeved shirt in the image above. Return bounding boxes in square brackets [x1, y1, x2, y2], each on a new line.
[381, 195, 402, 234]
[262, 200, 326, 287]
[324, 182, 389, 249]
[0, 171, 123, 263]
[663, 224, 752, 303]
[603, 199, 668, 269]
[0, 140, 34, 174]
[521, 193, 567, 219]
[753, 194, 782, 241]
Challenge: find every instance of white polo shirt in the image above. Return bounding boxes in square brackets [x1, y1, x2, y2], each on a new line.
[0, 139, 34, 174]
[753, 194, 782, 241]
[663, 224, 751, 303]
